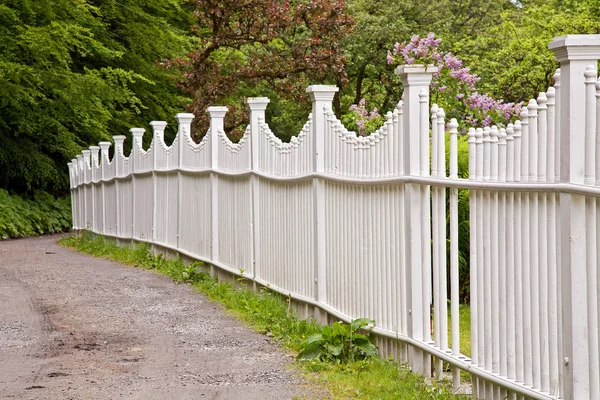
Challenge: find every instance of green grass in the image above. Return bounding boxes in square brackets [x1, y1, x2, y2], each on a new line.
[60, 232, 470, 400]
[447, 304, 471, 358]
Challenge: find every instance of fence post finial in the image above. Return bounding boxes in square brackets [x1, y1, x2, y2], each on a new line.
[306, 85, 338, 173]
[149, 121, 167, 146]
[247, 97, 270, 170]
[98, 142, 111, 164]
[130, 128, 145, 148]
[175, 113, 194, 139]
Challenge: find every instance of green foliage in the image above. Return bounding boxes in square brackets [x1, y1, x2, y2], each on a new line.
[297, 318, 377, 363]
[337, 0, 516, 117]
[454, 0, 600, 103]
[0, 0, 194, 193]
[0, 189, 71, 239]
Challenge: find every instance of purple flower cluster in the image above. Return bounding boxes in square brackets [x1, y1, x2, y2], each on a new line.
[387, 33, 522, 128]
[388, 33, 442, 66]
[348, 98, 381, 136]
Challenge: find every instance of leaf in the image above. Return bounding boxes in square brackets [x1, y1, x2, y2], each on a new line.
[351, 318, 374, 332]
[325, 343, 343, 357]
[297, 339, 324, 360]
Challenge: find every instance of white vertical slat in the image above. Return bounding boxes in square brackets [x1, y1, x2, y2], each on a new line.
[528, 98, 542, 392]
[475, 127, 484, 375]
[482, 126, 492, 398]
[467, 127, 479, 398]
[490, 126, 500, 397]
[546, 84, 560, 397]
[513, 119, 525, 388]
[505, 124, 516, 386]
[431, 104, 441, 377]
[437, 109, 448, 367]
[520, 105, 534, 389]
[396, 101, 404, 175]
[537, 91, 550, 395]
[497, 127, 508, 384]
[448, 118, 460, 390]
[553, 72, 562, 397]
[421, 91, 433, 373]
[596, 79, 600, 400]
[584, 66, 600, 400]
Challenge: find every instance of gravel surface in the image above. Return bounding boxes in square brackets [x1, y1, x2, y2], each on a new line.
[0, 235, 317, 399]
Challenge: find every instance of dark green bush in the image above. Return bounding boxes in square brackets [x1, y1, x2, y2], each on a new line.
[0, 189, 71, 239]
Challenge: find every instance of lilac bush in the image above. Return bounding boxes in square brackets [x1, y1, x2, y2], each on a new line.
[387, 33, 522, 129]
[343, 98, 384, 136]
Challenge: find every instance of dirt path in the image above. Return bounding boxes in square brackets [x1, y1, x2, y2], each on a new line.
[0, 235, 315, 400]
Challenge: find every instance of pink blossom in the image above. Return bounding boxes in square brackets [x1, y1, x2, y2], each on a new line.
[386, 33, 523, 128]
[386, 52, 394, 65]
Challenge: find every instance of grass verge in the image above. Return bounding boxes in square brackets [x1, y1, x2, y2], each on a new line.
[59, 232, 470, 400]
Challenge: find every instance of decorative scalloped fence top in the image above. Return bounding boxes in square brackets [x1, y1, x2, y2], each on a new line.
[324, 108, 390, 150]
[259, 114, 312, 154]
[217, 125, 249, 154]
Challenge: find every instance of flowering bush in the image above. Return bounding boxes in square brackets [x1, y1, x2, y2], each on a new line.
[387, 33, 522, 129]
[342, 98, 385, 136]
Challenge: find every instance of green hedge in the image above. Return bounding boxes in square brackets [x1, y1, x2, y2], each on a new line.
[0, 189, 71, 239]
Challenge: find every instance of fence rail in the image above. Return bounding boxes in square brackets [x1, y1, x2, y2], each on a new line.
[69, 35, 600, 400]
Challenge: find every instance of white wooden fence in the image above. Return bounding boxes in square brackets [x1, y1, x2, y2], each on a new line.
[68, 35, 600, 399]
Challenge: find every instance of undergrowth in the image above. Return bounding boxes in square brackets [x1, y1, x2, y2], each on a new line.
[60, 232, 470, 400]
[0, 189, 71, 239]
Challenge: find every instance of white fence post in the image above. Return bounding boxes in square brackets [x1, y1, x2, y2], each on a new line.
[549, 34, 600, 400]
[130, 128, 145, 239]
[87, 148, 97, 232]
[247, 98, 270, 284]
[396, 64, 437, 375]
[207, 106, 228, 274]
[175, 113, 194, 250]
[306, 85, 338, 320]
[113, 135, 126, 238]
[150, 121, 167, 244]
[99, 141, 111, 235]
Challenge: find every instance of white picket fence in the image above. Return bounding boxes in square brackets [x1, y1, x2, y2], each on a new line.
[68, 35, 600, 399]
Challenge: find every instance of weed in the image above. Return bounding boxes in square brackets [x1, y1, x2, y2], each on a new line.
[297, 318, 377, 363]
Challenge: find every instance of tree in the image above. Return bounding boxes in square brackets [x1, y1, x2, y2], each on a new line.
[167, 0, 354, 140]
[338, 0, 517, 115]
[457, 0, 600, 103]
[0, 0, 195, 193]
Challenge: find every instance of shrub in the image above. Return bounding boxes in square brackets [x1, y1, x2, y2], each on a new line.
[0, 189, 71, 239]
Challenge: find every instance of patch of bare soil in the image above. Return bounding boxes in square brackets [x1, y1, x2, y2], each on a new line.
[0, 235, 316, 399]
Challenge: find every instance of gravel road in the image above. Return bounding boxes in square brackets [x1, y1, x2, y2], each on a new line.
[0, 235, 316, 400]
